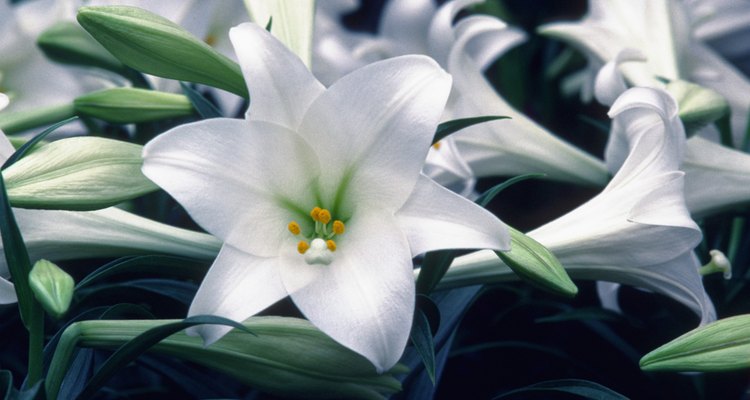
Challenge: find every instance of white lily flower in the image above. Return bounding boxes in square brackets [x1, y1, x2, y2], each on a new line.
[142, 22, 510, 372]
[690, 0, 750, 73]
[595, 50, 750, 216]
[540, 0, 750, 145]
[440, 87, 715, 324]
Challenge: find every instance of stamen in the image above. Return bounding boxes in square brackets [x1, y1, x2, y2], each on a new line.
[310, 207, 322, 221]
[288, 221, 301, 235]
[432, 142, 441, 150]
[318, 209, 332, 224]
[297, 241, 310, 254]
[332, 220, 345, 235]
[326, 239, 337, 252]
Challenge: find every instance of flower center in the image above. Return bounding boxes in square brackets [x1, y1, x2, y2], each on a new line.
[288, 207, 345, 265]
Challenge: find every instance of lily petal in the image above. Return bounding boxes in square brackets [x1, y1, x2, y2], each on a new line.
[229, 22, 325, 129]
[187, 244, 287, 344]
[379, 0, 436, 55]
[280, 212, 415, 373]
[396, 174, 510, 257]
[142, 118, 321, 257]
[298, 55, 451, 213]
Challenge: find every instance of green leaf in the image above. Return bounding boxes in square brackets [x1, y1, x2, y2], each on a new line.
[410, 308, 436, 384]
[74, 88, 195, 124]
[496, 227, 577, 297]
[76, 255, 208, 290]
[494, 379, 628, 399]
[0, 105, 77, 135]
[76, 315, 254, 399]
[3, 136, 158, 210]
[2, 117, 78, 168]
[640, 314, 750, 372]
[433, 115, 509, 145]
[77, 6, 248, 98]
[0, 370, 11, 400]
[475, 173, 547, 208]
[180, 83, 223, 119]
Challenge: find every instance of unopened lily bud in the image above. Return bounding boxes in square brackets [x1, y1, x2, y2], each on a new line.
[28, 260, 74, 319]
[37, 21, 127, 75]
[641, 314, 750, 371]
[3, 136, 158, 210]
[666, 80, 729, 135]
[496, 226, 578, 297]
[75, 88, 194, 124]
[77, 6, 248, 98]
[71, 317, 405, 399]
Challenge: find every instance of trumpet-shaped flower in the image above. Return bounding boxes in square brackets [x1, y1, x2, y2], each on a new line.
[440, 87, 715, 324]
[540, 0, 750, 145]
[311, 0, 609, 190]
[595, 51, 750, 216]
[142, 22, 510, 372]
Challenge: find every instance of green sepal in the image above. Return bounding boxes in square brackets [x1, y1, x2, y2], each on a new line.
[28, 259, 74, 319]
[37, 21, 127, 75]
[496, 227, 578, 297]
[77, 6, 248, 98]
[74, 88, 195, 124]
[494, 378, 628, 399]
[3, 136, 158, 210]
[640, 314, 750, 372]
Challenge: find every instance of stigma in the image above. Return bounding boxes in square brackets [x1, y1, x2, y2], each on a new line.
[289, 206, 345, 265]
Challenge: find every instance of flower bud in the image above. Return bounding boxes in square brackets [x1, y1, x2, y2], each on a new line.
[640, 314, 750, 371]
[37, 21, 127, 75]
[3, 137, 158, 210]
[71, 317, 405, 399]
[496, 226, 578, 297]
[666, 80, 729, 135]
[77, 6, 248, 98]
[28, 260, 74, 319]
[75, 88, 194, 124]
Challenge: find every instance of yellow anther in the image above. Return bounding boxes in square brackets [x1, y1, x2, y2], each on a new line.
[326, 239, 337, 252]
[318, 209, 332, 224]
[288, 221, 301, 235]
[297, 241, 310, 254]
[204, 34, 217, 46]
[310, 207, 322, 221]
[432, 142, 441, 150]
[332, 220, 345, 235]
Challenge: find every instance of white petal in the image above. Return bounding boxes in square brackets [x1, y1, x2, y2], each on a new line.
[0, 93, 8, 111]
[596, 282, 623, 314]
[187, 244, 287, 344]
[449, 16, 609, 187]
[594, 48, 646, 106]
[379, 0, 436, 55]
[298, 55, 451, 213]
[396, 175, 509, 257]
[229, 23, 325, 129]
[683, 136, 750, 216]
[606, 87, 684, 184]
[426, 0, 481, 67]
[280, 212, 415, 372]
[0, 277, 16, 304]
[142, 118, 320, 257]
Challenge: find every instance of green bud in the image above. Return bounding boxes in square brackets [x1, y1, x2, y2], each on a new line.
[640, 314, 750, 371]
[3, 137, 158, 210]
[75, 88, 194, 124]
[37, 21, 127, 75]
[666, 80, 729, 135]
[496, 226, 578, 297]
[61, 317, 405, 399]
[77, 6, 248, 98]
[28, 259, 74, 319]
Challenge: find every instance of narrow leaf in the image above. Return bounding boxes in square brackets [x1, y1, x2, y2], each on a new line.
[433, 115, 509, 145]
[180, 82, 223, 119]
[409, 308, 436, 384]
[494, 379, 628, 399]
[2, 117, 78, 169]
[76, 315, 254, 399]
[76, 255, 209, 290]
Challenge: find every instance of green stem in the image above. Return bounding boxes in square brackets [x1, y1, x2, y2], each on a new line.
[0, 103, 77, 134]
[45, 322, 82, 400]
[26, 304, 45, 387]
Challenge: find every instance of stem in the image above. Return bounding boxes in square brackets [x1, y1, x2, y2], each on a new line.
[0, 103, 77, 134]
[45, 322, 83, 400]
[25, 304, 45, 387]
